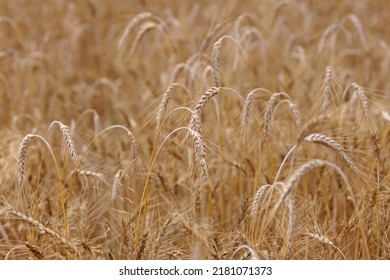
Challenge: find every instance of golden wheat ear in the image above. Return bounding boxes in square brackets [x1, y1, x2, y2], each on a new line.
[304, 133, 359, 174]
[48, 121, 80, 165]
[189, 87, 221, 134]
[271, 159, 356, 219]
[17, 134, 34, 187]
[6, 208, 79, 256]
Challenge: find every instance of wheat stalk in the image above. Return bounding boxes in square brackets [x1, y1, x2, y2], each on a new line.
[73, 169, 105, 180]
[352, 82, 370, 120]
[127, 130, 138, 175]
[17, 134, 34, 186]
[305, 231, 346, 259]
[304, 133, 359, 173]
[76, 108, 101, 136]
[238, 198, 249, 225]
[341, 83, 370, 121]
[93, 77, 119, 95]
[340, 14, 367, 49]
[135, 232, 149, 260]
[317, 22, 352, 54]
[25, 242, 45, 260]
[156, 83, 191, 129]
[130, 22, 160, 56]
[298, 114, 328, 142]
[232, 244, 259, 260]
[273, 144, 298, 184]
[188, 111, 201, 138]
[112, 169, 124, 202]
[16, 133, 69, 233]
[240, 88, 273, 130]
[170, 63, 191, 84]
[241, 92, 255, 130]
[318, 23, 339, 53]
[272, 159, 354, 216]
[72, 169, 107, 191]
[170, 55, 209, 86]
[118, 12, 163, 50]
[152, 215, 175, 259]
[194, 87, 221, 115]
[200, 19, 232, 53]
[48, 120, 79, 165]
[234, 13, 259, 41]
[189, 87, 221, 134]
[190, 129, 209, 183]
[211, 35, 241, 87]
[275, 99, 303, 135]
[263, 92, 291, 137]
[288, 101, 303, 134]
[306, 232, 335, 246]
[286, 195, 296, 259]
[7, 208, 78, 256]
[323, 66, 332, 113]
[88, 125, 138, 174]
[251, 184, 271, 218]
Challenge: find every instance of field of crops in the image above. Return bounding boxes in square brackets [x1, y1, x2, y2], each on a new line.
[0, 0, 390, 259]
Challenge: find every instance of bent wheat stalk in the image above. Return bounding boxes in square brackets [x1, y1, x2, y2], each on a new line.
[340, 14, 367, 49]
[6, 208, 78, 256]
[318, 23, 351, 54]
[240, 88, 273, 130]
[273, 144, 297, 184]
[234, 13, 259, 40]
[75, 108, 101, 136]
[272, 159, 356, 217]
[341, 82, 370, 121]
[118, 12, 164, 50]
[136, 126, 209, 248]
[200, 19, 232, 53]
[83, 125, 138, 174]
[193, 86, 277, 174]
[156, 83, 191, 129]
[211, 35, 242, 87]
[189, 87, 221, 134]
[251, 183, 283, 218]
[232, 245, 259, 260]
[17, 133, 68, 235]
[273, 99, 302, 135]
[297, 114, 328, 142]
[136, 107, 209, 250]
[304, 133, 359, 174]
[263, 92, 292, 137]
[48, 120, 79, 165]
[130, 22, 162, 57]
[305, 231, 346, 259]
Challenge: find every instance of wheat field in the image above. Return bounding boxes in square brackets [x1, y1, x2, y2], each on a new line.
[0, 0, 390, 260]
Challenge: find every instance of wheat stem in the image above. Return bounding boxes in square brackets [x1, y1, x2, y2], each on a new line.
[17, 133, 68, 236]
